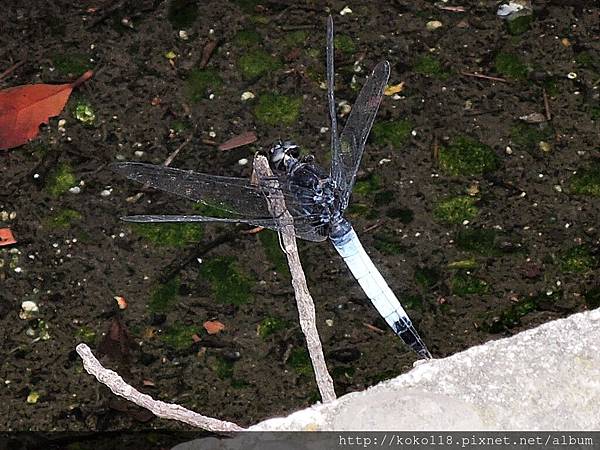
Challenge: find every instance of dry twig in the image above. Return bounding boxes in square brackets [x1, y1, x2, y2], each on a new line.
[76, 343, 245, 432]
[460, 71, 507, 83]
[252, 154, 336, 403]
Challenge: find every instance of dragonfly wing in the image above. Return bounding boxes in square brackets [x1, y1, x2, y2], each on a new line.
[121, 214, 328, 242]
[326, 16, 340, 169]
[112, 162, 314, 220]
[331, 61, 390, 211]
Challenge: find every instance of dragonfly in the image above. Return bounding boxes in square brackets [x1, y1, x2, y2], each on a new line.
[112, 16, 432, 360]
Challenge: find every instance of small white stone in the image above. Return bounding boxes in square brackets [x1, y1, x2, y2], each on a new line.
[320, 127, 329, 133]
[209, 93, 215, 100]
[33, 173, 40, 179]
[426, 20, 443, 31]
[505, 146, 513, 155]
[567, 72, 577, 79]
[100, 189, 112, 197]
[9, 211, 16, 220]
[411, 130, 417, 136]
[58, 119, 66, 127]
[241, 91, 255, 101]
[209, 131, 216, 138]
[378, 158, 391, 165]
[238, 158, 248, 166]
[14, 267, 22, 273]
[178, 30, 189, 40]
[325, 319, 334, 327]
[69, 186, 81, 194]
[134, 150, 145, 157]
[462, 220, 470, 225]
[554, 185, 563, 192]
[21, 301, 38, 313]
[340, 6, 352, 15]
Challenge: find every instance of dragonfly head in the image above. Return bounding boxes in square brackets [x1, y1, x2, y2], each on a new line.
[269, 140, 300, 172]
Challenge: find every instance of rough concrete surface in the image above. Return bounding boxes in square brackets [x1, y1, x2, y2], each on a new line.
[252, 308, 600, 431]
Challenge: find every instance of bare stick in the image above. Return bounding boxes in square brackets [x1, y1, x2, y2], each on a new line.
[76, 343, 245, 432]
[252, 154, 336, 403]
[0, 60, 25, 82]
[460, 71, 507, 83]
[543, 88, 551, 121]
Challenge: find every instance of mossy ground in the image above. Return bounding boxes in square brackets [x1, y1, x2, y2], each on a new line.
[433, 196, 478, 225]
[254, 93, 302, 126]
[45, 163, 76, 197]
[149, 277, 180, 313]
[372, 120, 412, 148]
[200, 257, 253, 305]
[494, 52, 529, 79]
[569, 165, 600, 197]
[438, 137, 498, 176]
[132, 223, 203, 247]
[185, 69, 222, 102]
[238, 50, 281, 80]
[44, 209, 82, 229]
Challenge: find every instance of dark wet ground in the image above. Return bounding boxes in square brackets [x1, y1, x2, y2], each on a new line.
[1, 0, 599, 432]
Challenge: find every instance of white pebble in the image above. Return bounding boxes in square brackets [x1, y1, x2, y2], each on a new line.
[14, 267, 22, 273]
[241, 91, 255, 101]
[100, 189, 112, 197]
[209, 93, 215, 100]
[505, 146, 513, 155]
[178, 30, 189, 40]
[567, 72, 577, 79]
[69, 186, 81, 194]
[340, 6, 352, 15]
[426, 20, 443, 31]
[209, 131, 216, 138]
[238, 158, 248, 166]
[325, 319, 334, 327]
[320, 127, 329, 133]
[134, 150, 145, 157]
[21, 301, 38, 313]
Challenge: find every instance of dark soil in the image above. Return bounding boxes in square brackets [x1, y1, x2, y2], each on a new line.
[1, 0, 599, 432]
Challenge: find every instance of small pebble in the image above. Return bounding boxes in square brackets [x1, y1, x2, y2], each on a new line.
[505, 146, 513, 155]
[539, 141, 551, 153]
[100, 189, 112, 197]
[134, 150, 145, 157]
[320, 127, 329, 133]
[69, 186, 81, 194]
[238, 158, 248, 166]
[567, 72, 577, 79]
[208, 131, 216, 138]
[426, 20, 443, 31]
[178, 30, 189, 40]
[325, 319, 334, 327]
[241, 91, 255, 101]
[340, 6, 352, 15]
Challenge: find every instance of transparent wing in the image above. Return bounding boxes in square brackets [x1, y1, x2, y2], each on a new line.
[120, 214, 328, 242]
[331, 61, 390, 211]
[326, 16, 340, 170]
[111, 162, 328, 241]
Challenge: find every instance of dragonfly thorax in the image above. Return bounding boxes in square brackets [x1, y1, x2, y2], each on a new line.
[270, 140, 346, 238]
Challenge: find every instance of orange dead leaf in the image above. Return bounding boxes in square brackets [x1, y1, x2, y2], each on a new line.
[0, 70, 93, 150]
[0, 228, 16, 246]
[203, 320, 225, 335]
[114, 295, 128, 310]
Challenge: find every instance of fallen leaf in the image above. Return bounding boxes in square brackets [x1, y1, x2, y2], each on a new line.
[203, 320, 225, 335]
[384, 82, 405, 96]
[0, 70, 93, 150]
[218, 131, 257, 151]
[0, 228, 16, 246]
[519, 112, 547, 123]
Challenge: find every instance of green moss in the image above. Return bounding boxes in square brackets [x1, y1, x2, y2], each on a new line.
[353, 174, 382, 195]
[52, 53, 90, 77]
[560, 245, 597, 273]
[510, 123, 554, 153]
[258, 230, 289, 276]
[46, 163, 76, 197]
[346, 203, 378, 220]
[254, 93, 302, 126]
[149, 277, 180, 313]
[569, 165, 600, 197]
[494, 52, 528, 80]
[161, 324, 197, 349]
[167, 0, 198, 28]
[73, 102, 95, 125]
[373, 190, 394, 207]
[482, 291, 561, 333]
[171, 119, 189, 134]
[200, 257, 252, 305]
[433, 196, 478, 225]
[239, 50, 281, 80]
[132, 223, 203, 247]
[584, 287, 600, 309]
[373, 232, 405, 255]
[450, 272, 489, 296]
[447, 258, 478, 270]
[372, 120, 412, 148]
[403, 294, 423, 310]
[455, 228, 501, 256]
[75, 326, 96, 344]
[257, 316, 287, 338]
[506, 15, 532, 35]
[414, 267, 440, 289]
[334, 34, 356, 54]
[439, 136, 498, 176]
[233, 29, 262, 47]
[287, 347, 312, 376]
[331, 366, 356, 380]
[284, 30, 308, 48]
[185, 69, 222, 103]
[591, 106, 600, 121]
[45, 208, 82, 229]
[385, 207, 414, 224]
[214, 356, 234, 379]
[414, 55, 448, 78]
